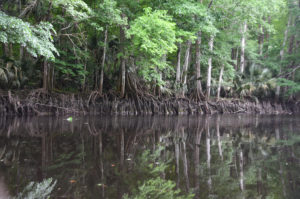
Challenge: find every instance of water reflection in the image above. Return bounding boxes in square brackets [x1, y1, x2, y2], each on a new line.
[0, 115, 299, 198]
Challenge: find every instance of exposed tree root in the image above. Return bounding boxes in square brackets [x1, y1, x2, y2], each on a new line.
[0, 89, 298, 116]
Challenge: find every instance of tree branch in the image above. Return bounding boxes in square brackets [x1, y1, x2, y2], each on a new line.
[277, 65, 300, 78]
[19, 0, 38, 18]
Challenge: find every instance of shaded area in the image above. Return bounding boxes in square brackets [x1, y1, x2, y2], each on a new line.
[0, 115, 300, 198]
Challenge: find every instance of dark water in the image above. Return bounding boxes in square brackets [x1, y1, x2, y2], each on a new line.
[0, 115, 299, 199]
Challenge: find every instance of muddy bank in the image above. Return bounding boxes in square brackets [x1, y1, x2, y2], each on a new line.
[0, 90, 299, 116]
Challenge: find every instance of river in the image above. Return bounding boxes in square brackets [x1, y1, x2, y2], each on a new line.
[0, 115, 299, 198]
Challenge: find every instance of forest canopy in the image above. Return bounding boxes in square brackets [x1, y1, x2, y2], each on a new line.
[0, 0, 299, 101]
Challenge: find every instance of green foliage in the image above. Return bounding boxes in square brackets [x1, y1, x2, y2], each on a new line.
[0, 11, 58, 59]
[52, 0, 92, 21]
[127, 8, 177, 84]
[277, 78, 300, 96]
[122, 145, 193, 199]
[127, 8, 177, 57]
[123, 177, 194, 199]
[96, 0, 127, 26]
[15, 178, 57, 199]
[0, 0, 298, 99]
[53, 57, 88, 83]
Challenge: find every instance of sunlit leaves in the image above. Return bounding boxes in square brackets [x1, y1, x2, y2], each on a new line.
[127, 8, 177, 57]
[52, 0, 92, 21]
[127, 8, 177, 84]
[0, 11, 58, 59]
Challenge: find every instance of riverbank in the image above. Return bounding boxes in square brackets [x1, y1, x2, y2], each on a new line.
[0, 90, 299, 116]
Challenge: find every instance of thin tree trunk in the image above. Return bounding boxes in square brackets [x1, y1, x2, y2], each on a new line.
[20, 46, 24, 62]
[288, 25, 295, 54]
[43, 59, 48, 90]
[240, 21, 247, 73]
[9, 44, 13, 58]
[181, 128, 190, 191]
[2, 43, 9, 58]
[99, 26, 108, 95]
[48, 63, 53, 90]
[182, 40, 192, 96]
[235, 48, 239, 71]
[264, 16, 271, 58]
[82, 39, 87, 91]
[216, 115, 223, 160]
[120, 26, 126, 98]
[175, 136, 180, 188]
[217, 64, 224, 100]
[206, 117, 212, 192]
[120, 130, 124, 167]
[258, 23, 264, 56]
[276, 16, 291, 99]
[156, 54, 166, 96]
[206, 35, 214, 99]
[195, 32, 204, 99]
[194, 119, 203, 197]
[51, 62, 54, 90]
[239, 149, 245, 198]
[99, 132, 105, 198]
[176, 43, 181, 83]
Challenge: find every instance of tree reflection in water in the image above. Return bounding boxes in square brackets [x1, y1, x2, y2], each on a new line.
[0, 115, 299, 198]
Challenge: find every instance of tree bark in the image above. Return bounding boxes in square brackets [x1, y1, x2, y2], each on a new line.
[176, 43, 181, 83]
[99, 26, 108, 95]
[240, 21, 247, 73]
[206, 35, 214, 99]
[195, 32, 204, 99]
[43, 59, 49, 90]
[182, 40, 192, 96]
[217, 64, 224, 100]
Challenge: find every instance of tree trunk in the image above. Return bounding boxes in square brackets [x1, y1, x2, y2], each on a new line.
[120, 26, 126, 98]
[156, 54, 166, 96]
[182, 40, 192, 96]
[258, 23, 264, 56]
[217, 64, 224, 100]
[276, 16, 291, 99]
[288, 31, 295, 54]
[264, 16, 271, 58]
[175, 135, 180, 188]
[43, 59, 49, 90]
[239, 149, 244, 192]
[195, 32, 204, 99]
[176, 43, 181, 83]
[19, 46, 24, 62]
[240, 21, 247, 73]
[206, 35, 214, 99]
[194, 119, 203, 197]
[48, 63, 53, 91]
[235, 48, 239, 71]
[206, 118, 212, 192]
[2, 43, 9, 58]
[82, 39, 88, 91]
[181, 128, 190, 191]
[99, 26, 108, 95]
[216, 115, 223, 160]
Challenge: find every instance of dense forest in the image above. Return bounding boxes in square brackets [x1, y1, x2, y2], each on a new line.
[0, 0, 299, 112]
